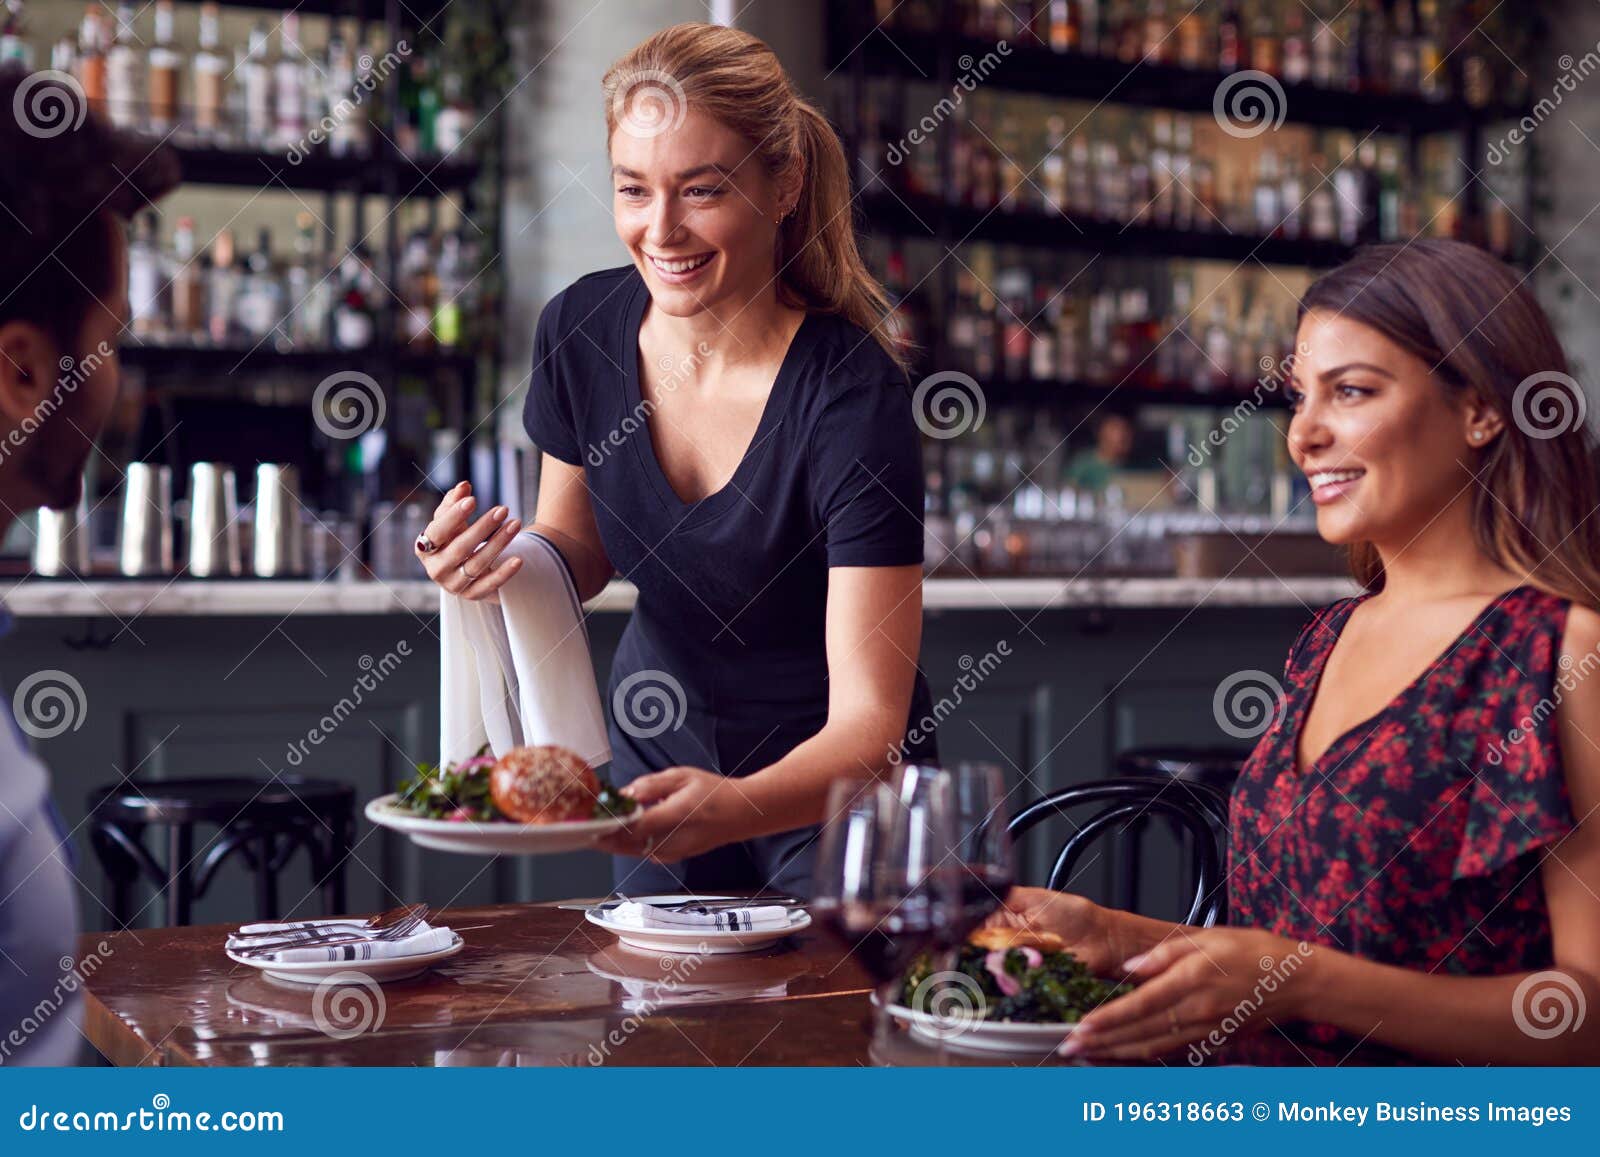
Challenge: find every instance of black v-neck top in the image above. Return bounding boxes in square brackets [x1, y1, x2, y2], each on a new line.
[522, 265, 934, 779]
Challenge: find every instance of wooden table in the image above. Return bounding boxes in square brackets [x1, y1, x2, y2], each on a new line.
[79, 902, 1069, 1067]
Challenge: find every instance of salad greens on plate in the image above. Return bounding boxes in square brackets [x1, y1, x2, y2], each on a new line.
[900, 945, 1132, 1023]
[392, 744, 638, 823]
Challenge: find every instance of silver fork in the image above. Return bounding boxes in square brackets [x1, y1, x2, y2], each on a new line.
[230, 903, 426, 945]
[231, 907, 431, 957]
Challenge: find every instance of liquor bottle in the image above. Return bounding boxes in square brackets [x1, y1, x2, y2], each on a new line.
[240, 21, 272, 148]
[146, 1, 180, 134]
[273, 13, 307, 149]
[168, 216, 205, 342]
[1390, 0, 1419, 94]
[1282, 7, 1310, 84]
[237, 228, 285, 342]
[333, 248, 377, 350]
[1190, 137, 1218, 230]
[1141, 0, 1170, 65]
[1175, 5, 1208, 69]
[972, 283, 999, 380]
[996, 113, 1027, 212]
[1306, 151, 1338, 241]
[1147, 113, 1173, 226]
[1046, 0, 1077, 51]
[105, 2, 143, 130]
[1111, 0, 1141, 62]
[191, 2, 226, 143]
[1039, 115, 1068, 213]
[50, 35, 74, 80]
[1279, 152, 1304, 239]
[433, 231, 469, 349]
[1249, 2, 1280, 76]
[1309, 2, 1339, 87]
[1416, 0, 1445, 99]
[435, 67, 474, 156]
[1200, 300, 1233, 392]
[1217, 0, 1244, 72]
[206, 229, 241, 345]
[1029, 284, 1058, 380]
[324, 31, 368, 157]
[997, 267, 1031, 380]
[1065, 134, 1093, 216]
[1356, 0, 1389, 94]
[1253, 148, 1281, 237]
[287, 212, 331, 347]
[1054, 292, 1082, 381]
[1377, 143, 1404, 242]
[1078, 0, 1100, 56]
[1170, 116, 1194, 231]
[948, 268, 979, 370]
[1455, 1, 1492, 108]
[76, 8, 107, 116]
[127, 212, 164, 339]
[0, 1, 32, 69]
[400, 229, 437, 349]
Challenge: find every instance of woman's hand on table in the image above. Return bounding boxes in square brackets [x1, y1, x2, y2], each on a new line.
[595, 767, 758, 863]
[415, 481, 525, 601]
[1060, 926, 1316, 1062]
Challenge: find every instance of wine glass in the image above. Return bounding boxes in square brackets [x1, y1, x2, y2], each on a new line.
[938, 761, 1016, 949]
[810, 767, 958, 1043]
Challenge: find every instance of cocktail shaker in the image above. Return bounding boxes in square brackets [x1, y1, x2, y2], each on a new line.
[187, 462, 241, 577]
[118, 463, 174, 576]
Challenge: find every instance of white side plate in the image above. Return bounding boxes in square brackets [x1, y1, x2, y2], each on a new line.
[225, 932, 465, 986]
[585, 894, 811, 955]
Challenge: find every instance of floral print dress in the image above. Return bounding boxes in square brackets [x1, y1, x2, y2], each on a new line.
[1223, 585, 1578, 1065]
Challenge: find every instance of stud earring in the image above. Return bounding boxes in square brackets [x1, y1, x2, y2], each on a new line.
[1471, 430, 1485, 443]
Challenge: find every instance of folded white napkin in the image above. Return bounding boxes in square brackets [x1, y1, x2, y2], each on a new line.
[227, 917, 457, 963]
[604, 901, 795, 932]
[439, 531, 611, 770]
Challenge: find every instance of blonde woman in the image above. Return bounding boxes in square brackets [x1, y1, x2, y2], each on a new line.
[415, 24, 935, 895]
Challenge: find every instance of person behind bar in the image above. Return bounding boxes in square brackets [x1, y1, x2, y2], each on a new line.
[0, 66, 178, 1063]
[414, 23, 935, 895]
[992, 240, 1600, 1065]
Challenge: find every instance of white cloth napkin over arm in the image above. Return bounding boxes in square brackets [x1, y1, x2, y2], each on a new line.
[439, 531, 611, 770]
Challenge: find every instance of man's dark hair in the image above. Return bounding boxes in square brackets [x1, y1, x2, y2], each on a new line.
[0, 65, 181, 351]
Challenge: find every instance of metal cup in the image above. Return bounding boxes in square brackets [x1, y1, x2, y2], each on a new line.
[253, 463, 307, 577]
[187, 462, 241, 578]
[118, 463, 174, 576]
[34, 496, 91, 576]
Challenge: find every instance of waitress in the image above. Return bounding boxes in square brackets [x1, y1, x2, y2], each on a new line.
[415, 22, 936, 896]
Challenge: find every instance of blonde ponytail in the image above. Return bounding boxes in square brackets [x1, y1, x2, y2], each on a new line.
[602, 23, 909, 373]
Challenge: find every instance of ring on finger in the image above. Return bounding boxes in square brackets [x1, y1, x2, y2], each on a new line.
[460, 561, 483, 581]
[643, 835, 656, 856]
[415, 533, 438, 555]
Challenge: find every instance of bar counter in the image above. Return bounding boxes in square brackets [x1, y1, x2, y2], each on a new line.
[0, 575, 1361, 616]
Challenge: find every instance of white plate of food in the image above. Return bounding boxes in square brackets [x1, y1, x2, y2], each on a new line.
[225, 932, 465, 986]
[584, 894, 812, 955]
[880, 926, 1129, 1056]
[366, 744, 634, 855]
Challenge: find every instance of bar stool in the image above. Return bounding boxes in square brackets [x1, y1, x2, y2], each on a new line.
[1110, 746, 1251, 916]
[86, 777, 355, 928]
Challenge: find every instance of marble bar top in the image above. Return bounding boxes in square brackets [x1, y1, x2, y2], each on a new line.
[0, 575, 1362, 618]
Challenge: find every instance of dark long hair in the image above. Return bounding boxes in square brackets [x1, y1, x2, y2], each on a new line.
[1298, 239, 1600, 608]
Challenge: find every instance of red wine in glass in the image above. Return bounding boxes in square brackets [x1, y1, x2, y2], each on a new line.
[813, 894, 943, 985]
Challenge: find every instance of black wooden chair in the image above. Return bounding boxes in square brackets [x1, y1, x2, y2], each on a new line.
[1007, 776, 1231, 926]
[86, 776, 354, 928]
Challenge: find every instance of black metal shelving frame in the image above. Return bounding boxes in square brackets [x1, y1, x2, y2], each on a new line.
[826, 1, 1538, 413]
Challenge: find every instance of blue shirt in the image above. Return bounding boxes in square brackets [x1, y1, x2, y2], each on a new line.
[0, 606, 84, 1066]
